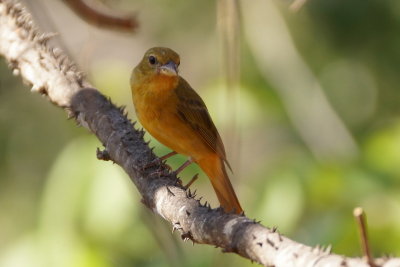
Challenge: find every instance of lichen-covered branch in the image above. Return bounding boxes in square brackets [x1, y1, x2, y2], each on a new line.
[0, 1, 399, 266]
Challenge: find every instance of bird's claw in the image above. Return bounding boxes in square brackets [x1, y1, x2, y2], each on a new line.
[141, 158, 162, 170]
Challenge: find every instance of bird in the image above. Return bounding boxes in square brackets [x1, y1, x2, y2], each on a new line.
[130, 47, 243, 214]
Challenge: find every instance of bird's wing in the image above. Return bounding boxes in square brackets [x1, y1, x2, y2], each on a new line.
[175, 78, 230, 167]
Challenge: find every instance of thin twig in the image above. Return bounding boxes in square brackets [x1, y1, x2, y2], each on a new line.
[354, 207, 376, 267]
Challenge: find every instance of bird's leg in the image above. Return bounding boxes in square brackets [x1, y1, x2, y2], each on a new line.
[143, 151, 178, 170]
[183, 174, 199, 189]
[171, 158, 201, 189]
[158, 151, 178, 171]
[173, 157, 194, 175]
[160, 151, 178, 161]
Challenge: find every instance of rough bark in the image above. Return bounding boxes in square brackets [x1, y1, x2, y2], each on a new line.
[0, 1, 399, 266]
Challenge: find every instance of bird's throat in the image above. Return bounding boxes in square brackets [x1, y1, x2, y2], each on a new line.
[150, 73, 179, 92]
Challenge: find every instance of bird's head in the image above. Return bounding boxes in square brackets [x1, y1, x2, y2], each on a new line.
[136, 47, 180, 77]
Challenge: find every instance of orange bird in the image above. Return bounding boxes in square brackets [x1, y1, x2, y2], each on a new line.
[130, 47, 243, 214]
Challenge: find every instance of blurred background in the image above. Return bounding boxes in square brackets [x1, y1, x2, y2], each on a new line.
[1, 0, 400, 266]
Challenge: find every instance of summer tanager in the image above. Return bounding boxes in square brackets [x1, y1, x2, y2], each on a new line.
[130, 47, 243, 214]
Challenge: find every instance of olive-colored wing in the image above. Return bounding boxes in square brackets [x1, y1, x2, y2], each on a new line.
[175, 77, 230, 165]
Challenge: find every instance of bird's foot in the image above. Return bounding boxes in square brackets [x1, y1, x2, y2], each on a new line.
[148, 169, 164, 178]
[142, 151, 178, 170]
[141, 158, 162, 170]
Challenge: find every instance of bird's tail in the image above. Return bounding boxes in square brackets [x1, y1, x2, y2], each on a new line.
[197, 155, 243, 214]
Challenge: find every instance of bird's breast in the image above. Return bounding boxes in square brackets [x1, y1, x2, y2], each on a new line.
[132, 81, 177, 132]
[135, 92, 170, 121]
[132, 75, 176, 115]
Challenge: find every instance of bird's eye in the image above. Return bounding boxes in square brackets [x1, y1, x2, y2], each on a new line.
[148, 56, 157, 65]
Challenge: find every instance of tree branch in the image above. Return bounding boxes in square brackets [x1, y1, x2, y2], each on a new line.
[63, 0, 138, 32]
[0, 1, 399, 266]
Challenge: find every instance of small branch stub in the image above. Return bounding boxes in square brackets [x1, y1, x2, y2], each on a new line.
[96, 147, 111, 161]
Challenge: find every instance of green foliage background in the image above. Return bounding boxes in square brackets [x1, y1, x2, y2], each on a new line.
[1, 0, 400, 266]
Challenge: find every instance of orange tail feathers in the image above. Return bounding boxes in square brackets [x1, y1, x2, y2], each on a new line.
[197, 155, 243, 214]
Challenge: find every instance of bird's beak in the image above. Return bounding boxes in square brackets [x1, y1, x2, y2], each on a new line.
[159, 61, 178, 76]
